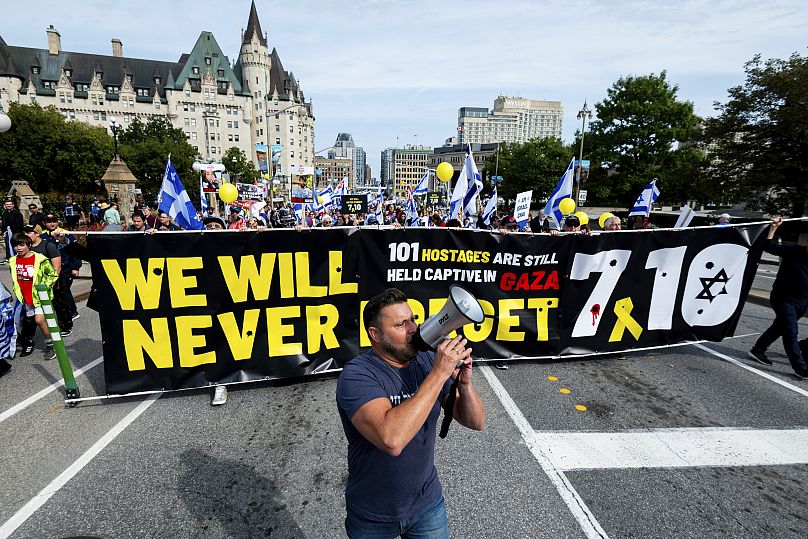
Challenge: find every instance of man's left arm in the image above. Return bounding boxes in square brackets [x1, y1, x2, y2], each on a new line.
[448, 357, 485, 431]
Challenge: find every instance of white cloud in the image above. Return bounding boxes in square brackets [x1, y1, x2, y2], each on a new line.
[3, 0, 806, 175]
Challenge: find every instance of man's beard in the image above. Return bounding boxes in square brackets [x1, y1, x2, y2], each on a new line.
[380, 332, 417, 363]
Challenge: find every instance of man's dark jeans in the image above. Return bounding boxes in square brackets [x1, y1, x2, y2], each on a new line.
[753, 297, 808, 372]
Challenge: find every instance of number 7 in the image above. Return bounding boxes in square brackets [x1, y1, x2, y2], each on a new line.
[570, 250, 632, 338]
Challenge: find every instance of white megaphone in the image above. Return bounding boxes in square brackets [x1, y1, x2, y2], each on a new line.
[412, 285, 485, 352]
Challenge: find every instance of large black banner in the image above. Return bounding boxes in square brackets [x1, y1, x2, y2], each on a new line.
[88, 224, 770, 394]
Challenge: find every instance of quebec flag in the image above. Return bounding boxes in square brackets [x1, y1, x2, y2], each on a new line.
[629, 179, 660, 217]
[158, 158, 204, 230]
[543, 158, 575, 230]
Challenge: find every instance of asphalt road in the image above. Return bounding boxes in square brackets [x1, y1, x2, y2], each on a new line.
[1, 297, 807, 538]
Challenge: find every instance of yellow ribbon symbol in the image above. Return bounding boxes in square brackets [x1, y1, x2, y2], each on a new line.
[609, 297, 643, 342]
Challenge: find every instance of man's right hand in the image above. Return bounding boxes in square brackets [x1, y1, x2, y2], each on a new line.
[434, 335, 472, 379]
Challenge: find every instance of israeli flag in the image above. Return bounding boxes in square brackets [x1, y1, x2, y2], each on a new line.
[629, 179, 660, 217]
[461, 146, 483, 216]
[406, 189, 420, 226]
[413, 169, 430, 196]
[200, 178, 208, 214]
[482, 187, 498, 226]
[448, 164, 467, 221]
[543, 158, 575, 230]
[0, 283, 21, 359]
[158, 157, 204, 230]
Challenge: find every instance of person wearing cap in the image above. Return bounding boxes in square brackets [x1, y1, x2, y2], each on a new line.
[203, 216, 226, 230]
[41, 215, 82, 323]
[2, 198, 24, 264]
[63, 195, 85, 229]
[89, 197, 102, 225]
[715, 213, 732, 227]
[27, 203, 45, 229]
[228, 206, 244, 230]
[102, 202, 123, 231]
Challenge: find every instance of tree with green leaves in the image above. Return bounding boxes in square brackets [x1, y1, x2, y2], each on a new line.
[585, 72, 705, 206]
[117, 116, 199, 201]
[0, 103, 113, 194]
[484, 138, 574, 206]
[703, 52, 808, 216]
[222, 146, 258, 182]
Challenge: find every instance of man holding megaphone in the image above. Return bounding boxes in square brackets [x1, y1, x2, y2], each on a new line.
[337, 287, 485, 538]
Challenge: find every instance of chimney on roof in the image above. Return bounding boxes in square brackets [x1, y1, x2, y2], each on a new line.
[111, 38, 123, 58]
[46, 25, 61, 55]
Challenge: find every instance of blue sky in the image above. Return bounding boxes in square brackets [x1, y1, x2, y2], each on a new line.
[3, 0, 806, 175]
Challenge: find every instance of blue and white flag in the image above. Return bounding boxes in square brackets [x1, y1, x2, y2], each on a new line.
[6, 226, 12, 257]
[482, 187, 498, 226]
[413, 169, 430, 196]
[158, 157, 204, 230]
[199, 179, 209, 214]
[406, 189, 420, 226]
[461, 146, 483, 216]
[448, 163, 467, 221]
[0, 283, 21, 359]
[543, 158, 575, 230]
[629, 179, 660, 217]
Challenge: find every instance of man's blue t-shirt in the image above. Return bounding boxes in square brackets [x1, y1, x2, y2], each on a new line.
[336, 349, 452, 522]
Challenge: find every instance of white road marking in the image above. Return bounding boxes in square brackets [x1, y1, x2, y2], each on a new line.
[533, 427, 808, 471]
[479, 365, 610, 539]
[693, 343, 808, 397]
[0, 356, 104, 424]
[0, 393, 160, 539]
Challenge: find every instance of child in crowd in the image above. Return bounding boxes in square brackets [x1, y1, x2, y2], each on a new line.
[9, 232, 58, 358]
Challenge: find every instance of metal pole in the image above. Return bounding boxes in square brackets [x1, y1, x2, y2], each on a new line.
[35, 284, 79, 404]
[575, 101, 592, 206]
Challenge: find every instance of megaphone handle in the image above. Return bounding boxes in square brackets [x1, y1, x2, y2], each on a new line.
[438, 378, 460, 439]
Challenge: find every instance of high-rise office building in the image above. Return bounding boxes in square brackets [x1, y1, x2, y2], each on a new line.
[457, 96, 562, 145]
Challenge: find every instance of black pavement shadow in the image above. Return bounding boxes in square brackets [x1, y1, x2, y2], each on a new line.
[177, 449, 305, 538]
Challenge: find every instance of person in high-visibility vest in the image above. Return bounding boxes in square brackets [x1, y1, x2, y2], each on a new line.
[8, 232, 58, 358]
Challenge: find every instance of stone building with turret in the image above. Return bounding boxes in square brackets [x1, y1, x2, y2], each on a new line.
[0, 2, 314, 186]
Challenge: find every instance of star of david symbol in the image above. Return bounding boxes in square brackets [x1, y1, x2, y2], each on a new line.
[635, 195, 644, 205]
[695, 268, 730, 302]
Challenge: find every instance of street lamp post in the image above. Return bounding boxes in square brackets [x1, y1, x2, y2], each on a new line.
[575, 101, 592, 206]
[109, 117, 123, 158]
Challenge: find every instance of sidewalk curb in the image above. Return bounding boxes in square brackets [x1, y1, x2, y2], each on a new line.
[746, 289, 770, 308]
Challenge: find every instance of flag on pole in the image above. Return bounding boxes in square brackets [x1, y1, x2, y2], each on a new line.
[406, 188, 420, 226]
[413, 169, 430, 196]
[0, 283, 22, 359]
[158, 157, 204, 230]
[543, 158, 575, 230]
[482, 187, 498, 226]
[448, 161, 467, 221]
[629, 179, 660, 217]
[199, 179, 208, 214]
[461, 147, 483, 216]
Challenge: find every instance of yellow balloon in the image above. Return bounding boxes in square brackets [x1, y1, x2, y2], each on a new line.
[574, 211, 589, 226]
[219, 183, 238, 204]
[436, 162, 454, 183]
[558, 197, 576, 215]
[598, 212, 615, 229]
